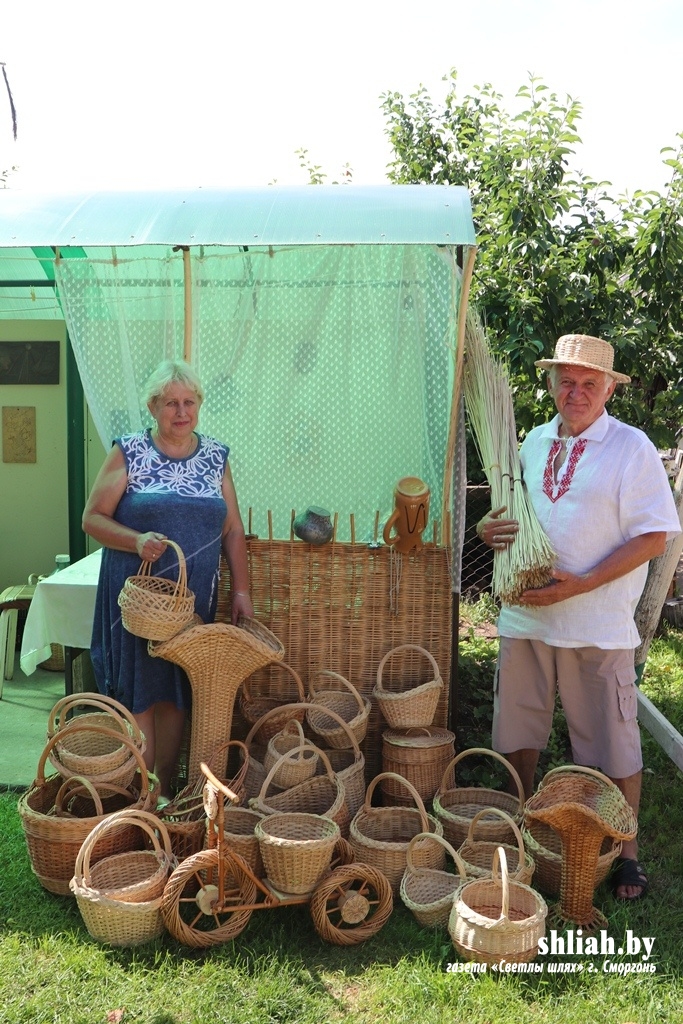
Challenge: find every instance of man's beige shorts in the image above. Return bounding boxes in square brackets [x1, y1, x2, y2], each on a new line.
[492, 637, 642, 779]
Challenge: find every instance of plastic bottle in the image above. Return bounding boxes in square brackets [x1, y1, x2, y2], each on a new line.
[51, 554, 71, 574]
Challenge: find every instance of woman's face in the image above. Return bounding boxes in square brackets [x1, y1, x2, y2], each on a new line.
[149, 382, 200, 439]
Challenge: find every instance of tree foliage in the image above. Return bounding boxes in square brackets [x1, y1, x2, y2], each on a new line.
[382, 72, 683, 447]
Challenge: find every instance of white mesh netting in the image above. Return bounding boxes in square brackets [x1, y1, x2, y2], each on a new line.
[56, 243, 462, 543]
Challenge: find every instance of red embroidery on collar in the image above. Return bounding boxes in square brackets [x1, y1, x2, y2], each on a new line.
[542, 438, 588, 503]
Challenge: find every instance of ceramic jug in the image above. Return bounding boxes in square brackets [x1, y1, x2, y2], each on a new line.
[383, 476, 430, 555]
[293, 506, 334, 545]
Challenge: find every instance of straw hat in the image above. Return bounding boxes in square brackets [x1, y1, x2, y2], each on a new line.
[535, 335, 630, 384]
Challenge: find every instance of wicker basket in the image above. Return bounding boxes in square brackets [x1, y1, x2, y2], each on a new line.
[449, 847, 548, 964]
[118, 539, 195, 641]
[264, 720, 319, 789]
[250, 744, 350, 837]
[432, 748, 526, 848]
[71, 809, 175, 946]
[306, 670, 370, 749]
[381, 726, 455, 806]
[349, 772, 445, 893]
[458, 807, 535, 885]
[373, 643, 443, 729]
[40, 643, 65, 671]
[47, 693, 145, 788]
[215, 806, 266, 877]
[240, 662, 306, 744]
[400, 832, 467, 929]
[255, 812, 340, 895]
[18, 726, 155, 896]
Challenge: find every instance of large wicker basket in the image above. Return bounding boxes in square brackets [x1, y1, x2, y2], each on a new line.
[448, 847, 548, 965]
[46, 693, 145, 788]
[432, 748, 526, 848]
[381, 726, 455, 807]
[118, 539, 195, 641]
[255, 812, 340, 895]
[400, 832, 467, 929]
[373, 644, 443, 729]
[306, 670, 370, 749]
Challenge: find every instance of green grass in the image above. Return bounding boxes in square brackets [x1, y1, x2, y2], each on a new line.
[1, 629, 683, 1023]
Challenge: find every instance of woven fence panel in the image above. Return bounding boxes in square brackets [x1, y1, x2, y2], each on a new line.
[217, 540, 452, 780]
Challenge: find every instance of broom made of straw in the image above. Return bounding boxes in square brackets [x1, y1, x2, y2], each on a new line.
[463, 308, 555, 604]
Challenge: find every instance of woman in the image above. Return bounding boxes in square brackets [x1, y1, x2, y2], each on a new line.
[83, 359, 253, 799]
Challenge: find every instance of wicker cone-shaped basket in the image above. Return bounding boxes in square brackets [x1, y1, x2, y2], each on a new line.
[255, 812, 340, 895]
[18, 726, 156, 896]
[432, 748, 526, 848]
[349, 773, 445, 893]
[264, 720, 319, 789]
[400, 832, 468, 929]
[306, 670, 371, 749]
[240, 662, 307, 744]
[118, 539, 195, 641]
[47, 693, 145, 788]
[458, 807, 535, 885]
[449, 847, 548, 964]
[373, 644, 443, 729]
[250, 744, 349, 837]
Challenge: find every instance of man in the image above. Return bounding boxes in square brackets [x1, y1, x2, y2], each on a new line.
[477, 334, 680, 901]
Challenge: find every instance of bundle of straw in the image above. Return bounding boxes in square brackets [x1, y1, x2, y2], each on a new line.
[463, 308, 555, 604]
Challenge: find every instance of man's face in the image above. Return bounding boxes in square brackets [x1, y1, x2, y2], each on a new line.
[547, 364, 616, 435]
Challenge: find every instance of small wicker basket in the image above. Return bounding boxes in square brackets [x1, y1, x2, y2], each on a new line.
[251, 744, 350, 837]
[240, 662, 307, 744]
[457, 807, 535, 885]
[263, 720, 319, 789]
[448, 847, 548, 965]
[255, 812, 340, 895]
[306, 670, 371, 749]
[373, 644, 443, 729]
[400, 832, 467, 929]
[118, 539, 195, 641]
[432, 748, 526, 848]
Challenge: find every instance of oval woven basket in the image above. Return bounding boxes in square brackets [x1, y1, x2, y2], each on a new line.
[373, 643, 443, 729]
[432, 748, 526, 848]
[47, 693, 145, 787]
[264, 720, 319, 789]
[381, 726, 455, 806]
[118, 539, 195, 641]
[306, 670, 370, 749]
[457, 806, 535, 885]
[400, 831, 467, 929]
[255, 811, 340, 895]
[349, 772, 445, 893]
[250, 744, 350, 837]
[240, 662, 307, 744]
[448, 846, 548, 965]
[18, 726, 155, 896]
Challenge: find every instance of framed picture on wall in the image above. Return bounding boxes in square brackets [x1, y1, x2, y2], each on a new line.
[0, 341, 60, 384]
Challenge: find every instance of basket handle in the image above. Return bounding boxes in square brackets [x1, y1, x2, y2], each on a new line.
[538, 764, 618, 792]
[364, 772, 430, 832]
[185, 739, 250, 801]
[53, 775, 105, 818]
[375, 643, 442, 694]
[74, 808, 174, 888]
[136, 538, 187, 599]
[405, 830, 467, 880]
[309, 670, 367, 714]
[34, 724, 151, 805]
[244, 701, 361, 756]
[257, 742, 336, 801]
[491, 845, 510, 922]
[466, 807, 526, 870]
[437, 747, 526, 813]
[47, 692, 143, 745]
[241, 661, 304, 704]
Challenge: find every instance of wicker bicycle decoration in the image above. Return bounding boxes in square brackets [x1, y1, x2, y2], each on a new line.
[160, 761, 393, 948]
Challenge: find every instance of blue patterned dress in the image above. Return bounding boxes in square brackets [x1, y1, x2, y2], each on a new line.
[90, 429, 228, 714]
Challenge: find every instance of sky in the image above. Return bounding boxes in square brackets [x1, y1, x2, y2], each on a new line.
[2, 0, 682, 198]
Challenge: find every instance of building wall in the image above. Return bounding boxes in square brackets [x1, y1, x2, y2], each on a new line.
[0, 320, 69, 589]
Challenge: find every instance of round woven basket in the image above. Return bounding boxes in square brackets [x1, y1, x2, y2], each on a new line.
[250, 744, 350, 837]
[458, 807, 535, 885]
[118, 539, 195, 641]
[448, 847, 548, 964]
[381, 726, 455, 806]
[47, 693, 145, 787]
[349, 773, 445, 893]
[216, 806, 266, 876]
[432, 748, 526, 848]
[373, 644, 443, 729]
[255, 811, 340, 895]
[240, 662, 307, 744]
[306, 670, 370, 749]
[263, 720, 319, 789]
[18, 726, 155, 896]
[400, 832, 467, 929]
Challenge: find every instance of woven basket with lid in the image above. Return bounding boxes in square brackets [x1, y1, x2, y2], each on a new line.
[381, 726, 455, 806]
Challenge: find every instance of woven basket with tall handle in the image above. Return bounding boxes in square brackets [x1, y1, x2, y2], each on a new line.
[263, 720, 319, 789]
[432, 748, 526, 848]
[458, 807, 535, 885]
[373, 643, 443, 729]
[47, 693, 145, 788]
[449, 846, 548, 964]
[400, 832, 468, 929]
[306, 670, 370, 749]
[118, 539, 196, 641]
[250, 744, 349, 837]
[240, 662, 307, 744]
[349, 772, 444, 893]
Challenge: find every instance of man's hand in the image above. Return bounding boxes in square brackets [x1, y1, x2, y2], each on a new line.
[476, 506, 519, 550]
[518, 569, 588, 606]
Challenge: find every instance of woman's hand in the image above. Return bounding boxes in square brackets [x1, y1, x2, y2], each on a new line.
[231, 590, 254, 624]
[136, 532, 168, 561]
[476, 506, 519, 550]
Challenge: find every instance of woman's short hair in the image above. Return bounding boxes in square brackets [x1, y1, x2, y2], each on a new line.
[144, 360, 204, 406]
